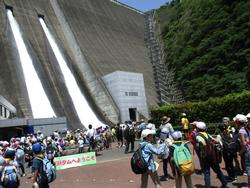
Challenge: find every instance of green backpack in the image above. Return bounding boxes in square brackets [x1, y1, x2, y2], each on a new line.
[172, 142, 194, 176]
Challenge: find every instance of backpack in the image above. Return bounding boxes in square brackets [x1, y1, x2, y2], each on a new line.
[172, 142, 194, 176]
[15, 148, 25, 162]
[130, 145, 148, 174]
[36, 158, 56, 183]
[189, 131, 198, 145]
[118, 127, 123, 134]
[46, 147, 55, 160]
[124, 127, 129, 139]
[221, 134, 238, 154]
[1, 165, 19, 187]
[197, 133, 222, 164]
[129, 127, 135, 136]
[46, 153, 54, 160]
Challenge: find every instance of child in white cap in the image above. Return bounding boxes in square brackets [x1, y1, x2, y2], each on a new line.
[169, 131, 193, 188]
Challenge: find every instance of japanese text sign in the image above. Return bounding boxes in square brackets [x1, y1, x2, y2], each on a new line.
[54, 152, 96, 170]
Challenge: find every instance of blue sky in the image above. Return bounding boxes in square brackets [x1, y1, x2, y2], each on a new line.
[118, 0, 169, 12]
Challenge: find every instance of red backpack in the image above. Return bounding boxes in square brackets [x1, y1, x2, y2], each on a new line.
[197, 133, 222, 164]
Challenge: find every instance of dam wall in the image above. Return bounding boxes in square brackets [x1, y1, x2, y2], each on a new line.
[0, 0, 158, 129]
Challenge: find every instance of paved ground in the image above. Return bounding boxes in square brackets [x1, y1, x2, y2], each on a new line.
[20, 143, 248, 188]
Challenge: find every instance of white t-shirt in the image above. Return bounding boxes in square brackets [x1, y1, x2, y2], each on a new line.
[78, 139, 84, 148]
[87, 129, 95, 138]
[160, 123, 174, 134]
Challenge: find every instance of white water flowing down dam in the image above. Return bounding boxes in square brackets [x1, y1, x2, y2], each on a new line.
[7, 10, 55, 118]
[39, 18, 105, 128]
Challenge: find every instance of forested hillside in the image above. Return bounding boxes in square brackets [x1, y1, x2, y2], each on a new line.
[157, 0, 250, 101]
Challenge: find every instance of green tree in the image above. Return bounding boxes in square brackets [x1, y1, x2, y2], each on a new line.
[156, 0, 250, 101]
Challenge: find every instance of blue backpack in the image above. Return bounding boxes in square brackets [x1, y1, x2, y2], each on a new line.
[1, 165, 20, 187]
[36, 158, 56, 183]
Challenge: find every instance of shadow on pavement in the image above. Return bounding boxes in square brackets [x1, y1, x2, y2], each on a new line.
[195, 184, 218, 188]
[232, 182, 248, 187]
[195, 169, 203, 175]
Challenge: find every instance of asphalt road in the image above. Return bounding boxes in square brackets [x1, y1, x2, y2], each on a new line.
[20, 142, 248, 188]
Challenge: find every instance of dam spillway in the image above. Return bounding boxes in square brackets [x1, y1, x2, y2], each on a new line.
[0, 0, 158, 129]
[39, 17, 104, 128]
[7, 9, 55, 118]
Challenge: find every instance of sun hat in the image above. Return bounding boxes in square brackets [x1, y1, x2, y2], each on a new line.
[141, 129, 156, 138]
[182, 113, 187, 116]
[233, 114, 247, 123]
[190, 121, 198, 126]
[172, 131, 182, 139]
[2, 141, 9, 147]
[146, 123, 154, 129]
[196, 122, 207, 130]
[161, 116, 171, 123]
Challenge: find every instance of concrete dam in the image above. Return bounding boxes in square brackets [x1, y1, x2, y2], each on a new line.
[0, 0, 158, 129]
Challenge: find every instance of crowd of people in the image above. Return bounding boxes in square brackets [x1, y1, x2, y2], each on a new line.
[0, 124, 115, 187]
[131, 113, 250, 188]
[1, 112, 250, 188]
